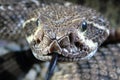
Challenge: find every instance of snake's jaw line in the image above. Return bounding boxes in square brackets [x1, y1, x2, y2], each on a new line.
[81, 47, 98, 60]
[32, 51, 52, 61]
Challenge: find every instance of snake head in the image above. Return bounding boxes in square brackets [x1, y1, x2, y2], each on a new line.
[23, 5, 110, 61]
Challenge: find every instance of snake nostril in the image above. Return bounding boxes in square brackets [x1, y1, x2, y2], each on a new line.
[36, 38, 41, 43]
[74, 42, 83, 49]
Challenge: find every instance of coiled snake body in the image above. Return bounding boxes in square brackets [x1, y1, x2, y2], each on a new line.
[0, 1, 120, 80]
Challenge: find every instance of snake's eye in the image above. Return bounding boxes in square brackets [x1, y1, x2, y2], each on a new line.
[36, 18, 40, 26]
[81, 21, 87, 31]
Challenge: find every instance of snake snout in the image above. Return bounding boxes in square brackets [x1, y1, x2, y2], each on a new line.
[49, 40, 62, 54]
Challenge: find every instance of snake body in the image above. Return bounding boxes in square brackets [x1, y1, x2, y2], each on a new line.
[0, 1, 120, 80]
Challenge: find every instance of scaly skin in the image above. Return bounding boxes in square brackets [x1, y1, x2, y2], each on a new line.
[1, 44, 120, 80]
[23, 4, 109, 61]
[0, 1, 120, 80]
[0, 1, 110, 61]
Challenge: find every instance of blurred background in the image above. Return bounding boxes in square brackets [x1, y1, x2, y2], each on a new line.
[0, 0, 120, 80]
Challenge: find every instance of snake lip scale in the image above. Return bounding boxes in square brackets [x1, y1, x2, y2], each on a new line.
[23, 4, 110, 61]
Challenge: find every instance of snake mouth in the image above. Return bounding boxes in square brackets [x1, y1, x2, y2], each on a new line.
[31, 45, 98, 61]
[29, 31, 98, 61]
[46, 33, 98, 60]
[49, 33, 98, 58]
[61, 44, 90, 58]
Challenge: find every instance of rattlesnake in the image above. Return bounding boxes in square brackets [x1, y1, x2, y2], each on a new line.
[0, 1, 110, 61]
[0, 1, 120, 80]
